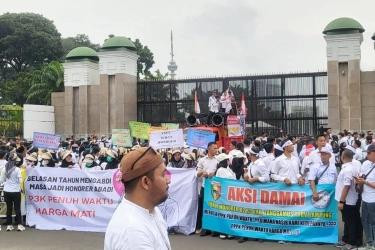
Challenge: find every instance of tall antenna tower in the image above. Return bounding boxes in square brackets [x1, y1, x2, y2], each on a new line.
[167, 30, 178, 79]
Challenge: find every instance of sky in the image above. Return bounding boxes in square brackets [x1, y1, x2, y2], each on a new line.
[2, 0, 375, 78]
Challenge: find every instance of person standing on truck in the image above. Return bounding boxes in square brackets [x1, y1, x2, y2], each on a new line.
[207, 90, 218, 125]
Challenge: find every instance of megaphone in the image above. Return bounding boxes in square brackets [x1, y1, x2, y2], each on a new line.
[186, 114, 198, 126]
[212, 114, 224, 126]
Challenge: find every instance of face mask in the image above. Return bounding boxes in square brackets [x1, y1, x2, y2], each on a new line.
[85, 162, 93, 167]
[42, 160, 49, 165]
[106, 157, 113, 163]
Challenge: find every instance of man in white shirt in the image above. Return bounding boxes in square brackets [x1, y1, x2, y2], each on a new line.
[195, 142, 218, 236]
[356, 144, 375, 250]
[308, 147, 337, 201]
[104, 147, 172, 250]
[353, 140, 363, 162]
[262, 143, 275, 171]
[207, 90, 217, 125]
[308, 134, 335, 165]
[271, 140, 304, 185]
[334, 149, 362, 249]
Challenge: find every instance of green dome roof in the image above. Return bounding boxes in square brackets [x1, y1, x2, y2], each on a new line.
[323, 17, 365, 35]
[65, 47, 99, 62]
[372, 33, 375, 40]
[101, 36, 136, 51]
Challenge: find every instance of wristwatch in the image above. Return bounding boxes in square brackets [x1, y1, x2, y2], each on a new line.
[365, 181, 369, 185]
[339, 201, 345, 204]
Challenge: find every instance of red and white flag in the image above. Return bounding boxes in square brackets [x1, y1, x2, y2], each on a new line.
[194, 91, 200, 113]
[225, 88, 232, 113]
[240, 92, 247, 116]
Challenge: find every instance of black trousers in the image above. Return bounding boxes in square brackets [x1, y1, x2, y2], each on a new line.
[207, 111, 215, 125]
[196, 187, 204, 229]
[341, 196, 363, 246]
[4, 191, 22, 225]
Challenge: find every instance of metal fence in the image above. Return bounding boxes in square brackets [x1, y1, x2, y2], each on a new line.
[137, 72, 328, 136]
[0, 107, 23, 138]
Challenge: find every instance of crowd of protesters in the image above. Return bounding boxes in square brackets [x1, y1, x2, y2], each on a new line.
[0, 128, 375, 250]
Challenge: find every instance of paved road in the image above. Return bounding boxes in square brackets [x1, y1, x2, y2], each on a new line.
[1, 227, 338, 250]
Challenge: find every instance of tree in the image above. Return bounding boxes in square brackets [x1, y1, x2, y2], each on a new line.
[133, 39, 155, 79]
[61, 34, 101, 58]
[0, 72, 33, 105]
[26, 61, 64, 105]
[144, 69, 169, 81]
[0, 13, 64, 73]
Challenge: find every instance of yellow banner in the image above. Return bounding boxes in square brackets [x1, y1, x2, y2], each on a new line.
[129, 121, 150, 140]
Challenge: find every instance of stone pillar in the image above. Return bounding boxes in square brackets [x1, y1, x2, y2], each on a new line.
[98, 37, 139, 133]
[323, 17, 365, 133]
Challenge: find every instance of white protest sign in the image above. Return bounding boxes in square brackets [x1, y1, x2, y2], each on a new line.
[25, 168, 123, 232]
[158, 168, 198, 235]
[149, 129, 184, 149]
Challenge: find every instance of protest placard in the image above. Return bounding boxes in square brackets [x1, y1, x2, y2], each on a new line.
[111, 129, 132, 147]
[186, 129, 216, 149]
[148, 126, 169, 134]
[161, 123, 179, 130]
[227, 115, 241, 137]
[203, 177, 339, 243]
[129, 121, 149, 140]
[33, 132, 61, 150]
[149, 129, 184, 149]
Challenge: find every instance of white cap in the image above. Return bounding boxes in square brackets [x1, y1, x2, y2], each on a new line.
[318, 147, 332, 154]
[345, 145, 356, 154]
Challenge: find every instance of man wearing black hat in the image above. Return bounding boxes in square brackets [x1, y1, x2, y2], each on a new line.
[104, 147, 171, 250]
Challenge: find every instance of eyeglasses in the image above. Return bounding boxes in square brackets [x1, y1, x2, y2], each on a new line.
[130, 147, 158, 171]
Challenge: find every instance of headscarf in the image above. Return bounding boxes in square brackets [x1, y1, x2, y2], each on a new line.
[5, 153, 18, 179]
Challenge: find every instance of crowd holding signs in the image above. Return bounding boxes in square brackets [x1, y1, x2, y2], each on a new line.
[3, 121, 365, 249]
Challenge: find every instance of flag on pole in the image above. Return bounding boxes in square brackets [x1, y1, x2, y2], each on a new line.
[225, 87, 232, 113]
[194, 91, 200, 113]
[240, 92, 247, 116]
[240, 92, 247, 135]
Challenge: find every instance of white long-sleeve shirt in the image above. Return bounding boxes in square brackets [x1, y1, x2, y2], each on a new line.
[196, 156, 217, 188]
[246, 159, 270, 183]
[262, 153, 275, 171]
[105, 199, 170, 250]
[271, 154, 301, 183]
[0, 166, 22, 192]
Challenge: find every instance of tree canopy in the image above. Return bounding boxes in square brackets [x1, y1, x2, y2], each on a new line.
[62, 34, 100, 59]
[0, 13, 64, 73]
[26, 61, 64, 105]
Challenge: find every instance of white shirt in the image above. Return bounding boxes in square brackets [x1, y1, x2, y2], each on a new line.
[104, 199, 170, 250]
[360, 161, 375, 203]
[216, 166, 235, 179]
[308, 162, 337, 184]
[354, 148, 363, 161]
[262, 153, 275, 170]
[220, 94, 227, 109]
[335, 162, 358, 205]
[196, 155, 217, 188]
[208, 96, 217, 111]
[0, 166, 22, 192]
[246, 159, 269, 182]
[271, 154, 301, 183]
[0, 159, 7, 172]
[307, 149, 335, 166]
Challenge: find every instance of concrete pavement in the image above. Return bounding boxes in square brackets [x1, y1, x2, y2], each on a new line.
[0, 227, 338, 250]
